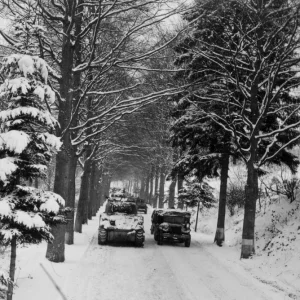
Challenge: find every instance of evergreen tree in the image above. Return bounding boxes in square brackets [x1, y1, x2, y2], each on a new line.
[0, 54, 67, 300]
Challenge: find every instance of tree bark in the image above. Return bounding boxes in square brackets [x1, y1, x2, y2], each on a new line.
[158, 165, 166, 208]
[75, 156, 92, 232]
[168, 177, 177, 209]
[153, 165, 160, 208]
[241, 161, 258, 258]
[46, 142, 69, 262]
[46, 1, 79, 262]
[214, 153, 230, 246]
[7, 237, 17, 300]
[88, 162, 96, 219]
[144, 173, 150, 203]
[65, 153, 78, 244]
[139, 176, 145, 199]
[177, 171, 184, 209]
[91, 162, 99, 216]
[105, 176, 111, 199]
[149, 165, 154, 205]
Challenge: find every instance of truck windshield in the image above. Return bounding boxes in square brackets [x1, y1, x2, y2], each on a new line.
[163, 215, 185, 224]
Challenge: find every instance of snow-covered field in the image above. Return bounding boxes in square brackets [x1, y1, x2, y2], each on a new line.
[1, 203, 299, 300]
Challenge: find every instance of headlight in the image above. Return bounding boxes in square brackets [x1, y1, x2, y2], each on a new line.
[186, 223, 190, 229]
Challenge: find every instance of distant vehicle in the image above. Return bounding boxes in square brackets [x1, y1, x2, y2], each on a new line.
[125, 196, 136, 203]
[98, 200, 145, 247]
[110, 192, 126, 201]
[151, 209, 191, 247]
[135, 198, 147, 214]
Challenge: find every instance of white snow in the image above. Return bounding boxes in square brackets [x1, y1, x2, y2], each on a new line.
[11, 211, 46, 230]
[39, 132, 62, 151]
[0, 106, 58, 127]
[39, 197, 60, 214]
[1, 54, 49, 83]
[0, 130, 30, 154]
[33, 85, 45, 100]
[39, 191, 65, 213]
[14, 211, 36, 229]
[12, 185, 65, 213]
[0, 228, 21, 241]
[33, 84, 56, 104]
[0, 203, 298, 300]
[0, 200, 11, 217]
[35, 57, 48, 83]
[0, 157, 18, 183]
[2, 77, 31, 95]
[18, 56, 35, 78]
[100, 213, 144, 230]
[44, 85, 55, 104]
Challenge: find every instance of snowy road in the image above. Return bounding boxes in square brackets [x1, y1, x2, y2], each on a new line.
[62, 211, 289, 300]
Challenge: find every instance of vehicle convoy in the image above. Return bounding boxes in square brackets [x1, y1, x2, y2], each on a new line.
[135, 198, 147, 214]
[151, 209, 191, 247]
[98, 200, 145, 247]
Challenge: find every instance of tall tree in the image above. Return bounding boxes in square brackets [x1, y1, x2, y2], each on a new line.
[0, 54, 66, 300]
[174, 0, 300, 257]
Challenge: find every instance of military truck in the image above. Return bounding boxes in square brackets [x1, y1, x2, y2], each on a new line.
[136, 198, 147, 214]
[98, 200, 145, 247]
[151, 209, 191, 247]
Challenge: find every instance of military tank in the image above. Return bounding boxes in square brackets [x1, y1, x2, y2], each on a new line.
[98, 200, 145, 247]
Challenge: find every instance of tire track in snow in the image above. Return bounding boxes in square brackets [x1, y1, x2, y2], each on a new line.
[157, 239, 284, 300]
[193, 240, 285, 300]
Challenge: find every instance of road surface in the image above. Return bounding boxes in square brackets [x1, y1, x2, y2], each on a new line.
[62, 210, 290, 300]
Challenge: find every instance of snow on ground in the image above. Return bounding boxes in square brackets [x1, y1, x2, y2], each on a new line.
[0, 212, 102, 300]
[194, 197, 300, 299]
[1, 202, 299, 300]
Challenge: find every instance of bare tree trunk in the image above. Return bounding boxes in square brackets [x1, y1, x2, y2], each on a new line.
[97, 167, 103, 208]
[46, 144, 69, 262]
[140, 176, 145, 199]
[241, 47, 260, 258]
[158, 165, 166, 208]
[99, 175, 105, 207]
[83, 164, 92, 225]
[153, 165, 160, 208]
[177, 171, 184, 209]
[241, 161, 258, 258]
[149, 165, 154, 205]
[46, 1, 81, 262]
[65, 153, 78, 244]
[7, 237, 17, 300]
[100, 172, 110, 205]
[88, 162, 96, 219]
[91, 162, 99, 216]
[105, 176, 111, 199]
[144, 173, 150, 203]
[75, 155, 92, 232]
[214, 154, 230, 246]
[168, 177, 177, 208]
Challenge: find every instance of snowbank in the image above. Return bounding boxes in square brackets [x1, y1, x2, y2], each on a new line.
[0, 208, 103, 300]
[193, 194, 300, 296]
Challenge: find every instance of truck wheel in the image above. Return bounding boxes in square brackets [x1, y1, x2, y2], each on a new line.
[98, 227, 107, 245]
[154, 229, 159, 241]
[157, 231, 163, 245]
[135, 231, 144, 247]
[184, 237, 191, 247]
